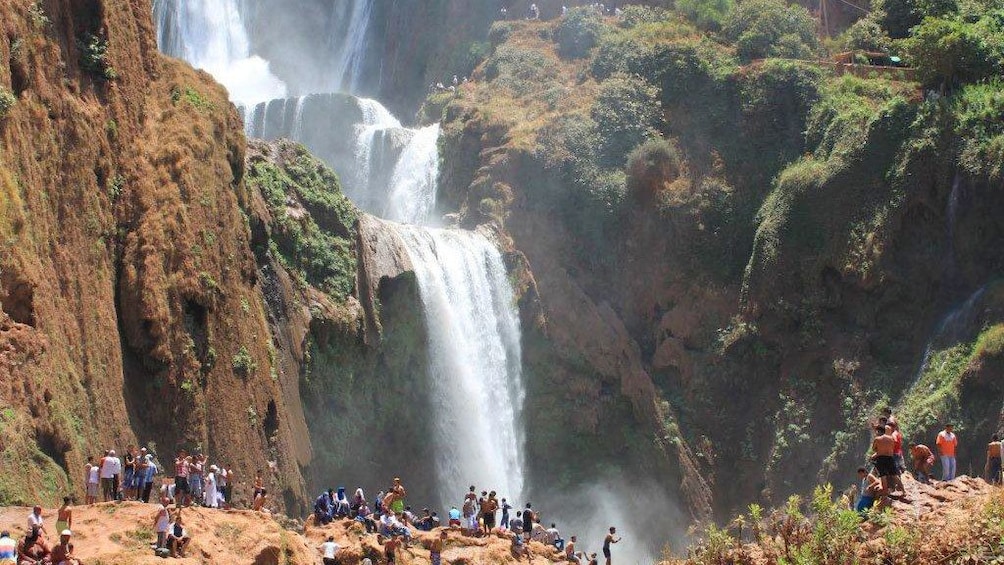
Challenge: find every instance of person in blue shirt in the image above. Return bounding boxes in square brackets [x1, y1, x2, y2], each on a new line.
[142, 454, 158, 503]
[448, 506, 462, 528]
[314, 490, 334, 525]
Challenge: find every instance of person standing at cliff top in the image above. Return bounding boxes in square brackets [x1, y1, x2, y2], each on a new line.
[84, 456, 99, 505]
[886, 424, 906, 495]
[142, 453, 158, 503]
[174, 450, 191, 507]
[390, 477, 407, 515]
[986, 434, 1002, 485]
[189, 453, 204, 506]
[870, 426, 898, 496]
[936, 424, 958, 481]
[500, 497, 512, 529]
[602, 527, 621, 565]
[99, 449, 120, 502]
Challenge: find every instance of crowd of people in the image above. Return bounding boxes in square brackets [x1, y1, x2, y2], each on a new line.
[854, 408, 1004, 514]
[311, 478, 620, 565]
[497, 3, 624, 21]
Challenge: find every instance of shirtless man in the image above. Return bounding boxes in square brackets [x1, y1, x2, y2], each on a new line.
[885, 424, 905, 494]
[566, 535, 580, 563]
[909, 442, 935, 484]
[382, 534, 401, 565]
[870, 426, 897, 496]
[603, 527, 621, 565]
[483, 491, 499, 533]
[55, 497, 72, 535]
[390, 478, 406, 515]
[49, 529, 80, 565]
[252, 470, 265, 510]
[987, 434, 1002, 485]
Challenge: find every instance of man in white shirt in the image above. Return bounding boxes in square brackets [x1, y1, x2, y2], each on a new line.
[319, 536, 341, 565]
[100, 450, 122, 501]
[26, 506, 45, 537]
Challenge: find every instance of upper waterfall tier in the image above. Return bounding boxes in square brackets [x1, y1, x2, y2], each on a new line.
[152, 0, 286, 105]
[243, 94, 440, 225]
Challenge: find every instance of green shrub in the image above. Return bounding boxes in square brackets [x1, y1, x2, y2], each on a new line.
[231, 346, 258, 377]
[484, 45, 559, 96]
[626, 137, 681, 203]
[723, 0, 819, 62]
[616, 6, 670, 28]
[973, 323, 1004, 358]
[591, 73, 663, 167]
[557, 7, 605, 59]
[675, 0, 733, 31]
[905, 13, 1004, 89]
[0, 88, 15, 120]
[954, 80, 1004, 180]
[488, 21, 514, 46]
[79, 33, 117, 80]
[839, 14, 893, 52]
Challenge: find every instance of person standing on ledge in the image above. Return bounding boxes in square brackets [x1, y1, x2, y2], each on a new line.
[603, 526, 621, 565]
[936, 423, 958, 481]
[987, 434, 1002, 485]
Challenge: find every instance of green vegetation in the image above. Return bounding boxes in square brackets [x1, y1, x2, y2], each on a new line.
[973, 323, 1004, 358]
[676, 0, 732, 31]
[28, 2, 48, 29]
[231, 345, 258, 377]
[557, 7, 604, 59]
[79, 34, 117, 80]
[246, 141, 357, 300]
[0, 88, 15, 119]
[591, 73, 663, 167]
[897, 344, 971, 440]
[171, 86, 216, 112]
[722, 0, 819, 61]
[906, 11, 1004, 89]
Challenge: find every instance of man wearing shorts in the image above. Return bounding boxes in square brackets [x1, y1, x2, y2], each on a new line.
[174, 450, 191, 506]
[871, 426, 897, 495]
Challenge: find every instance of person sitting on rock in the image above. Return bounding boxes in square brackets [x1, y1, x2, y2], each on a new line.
[334, 487, 350, 517]
[547, 523, 563, 550]
[565, 535, 580, 563]
[448, 506, 462, 529]
[511, 531, 531, 561]
[855, 467, 882, 514]
[166, 515, 191, 558]
[314, 490, 334, 525]
[16, 526, 49, 565]
[909, 442, 935, 484]
[49, 529, 80, 565]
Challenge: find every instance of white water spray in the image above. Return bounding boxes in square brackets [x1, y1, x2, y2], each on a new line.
[152, 0, 286, 105]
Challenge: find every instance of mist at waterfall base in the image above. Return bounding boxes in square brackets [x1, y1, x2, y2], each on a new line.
[533, 477, 684, 564]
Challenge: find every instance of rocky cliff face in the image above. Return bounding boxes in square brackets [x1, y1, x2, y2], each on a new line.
[0, 0, 309, 508]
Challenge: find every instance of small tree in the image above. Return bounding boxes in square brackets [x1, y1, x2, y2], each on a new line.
[839, 14, 892, 52]
[557, 7, 605, 59]
[906, 14, 1002, 89]
[723, 0, 819, 62]
[676, 0, 734, 31]
[591, 73, 663, 167]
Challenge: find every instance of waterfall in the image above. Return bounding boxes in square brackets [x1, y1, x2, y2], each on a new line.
[155, 0, 528, 516]
[394, 226, 526, 509]
[326, 0, 376, 93]
[354, 98, 402, 209]
[911, 284, 989, 384]
[384, 125, 441, 224]
[152, 0, 286, 105]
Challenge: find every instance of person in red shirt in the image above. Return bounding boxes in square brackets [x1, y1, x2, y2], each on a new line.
[936, 423, 958, 481]
[887, 423, 906, 494]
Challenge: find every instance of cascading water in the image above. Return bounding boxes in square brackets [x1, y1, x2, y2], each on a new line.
[326, 0, 376, 93]
[911, 284, 989, 385]
[154, 0, 527, 519]
[152, 0, 286, 105]
[385, 124, 441, 224]
[394, 226, 526, 509]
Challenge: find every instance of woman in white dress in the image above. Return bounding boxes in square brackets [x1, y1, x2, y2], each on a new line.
[204, 465, 219, 508]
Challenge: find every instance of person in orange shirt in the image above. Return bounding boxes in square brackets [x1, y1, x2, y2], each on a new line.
[936, 423, 958, 481]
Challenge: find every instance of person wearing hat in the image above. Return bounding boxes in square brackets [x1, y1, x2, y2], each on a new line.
[49, 529, 80, 565]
